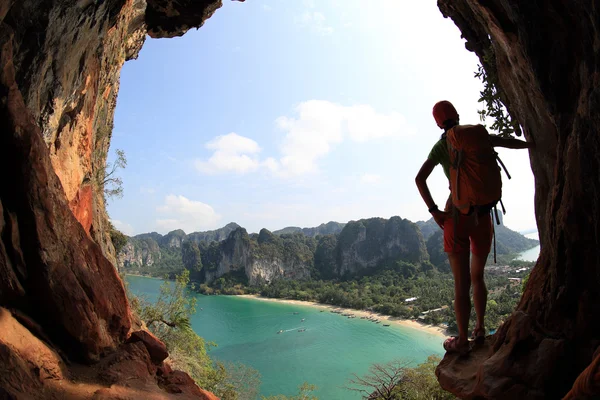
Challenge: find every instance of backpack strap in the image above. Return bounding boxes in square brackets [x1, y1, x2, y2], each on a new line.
[491, 209, 497, 263]
[499, 198, 506, 215]
[496, 153, 511, 180]
[493, 204, 501, 225]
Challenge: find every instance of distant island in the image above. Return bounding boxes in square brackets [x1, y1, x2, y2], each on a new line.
[117, 216, 538, 334]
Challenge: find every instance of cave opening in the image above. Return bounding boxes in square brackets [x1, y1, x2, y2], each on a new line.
[108, 1, 536, 239]
[107, 1, 538, 398]
[2, 0, 600, 399]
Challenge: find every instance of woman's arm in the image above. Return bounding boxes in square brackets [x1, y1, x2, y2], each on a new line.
[490, 135, 534, 149]
[415, 159, 437, 210]
[415, 159, 447, 229]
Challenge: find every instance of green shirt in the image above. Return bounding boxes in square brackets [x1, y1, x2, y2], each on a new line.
[428, 138, 450, 180]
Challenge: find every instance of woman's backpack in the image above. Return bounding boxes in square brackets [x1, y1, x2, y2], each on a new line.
[446, 124, 506, 215]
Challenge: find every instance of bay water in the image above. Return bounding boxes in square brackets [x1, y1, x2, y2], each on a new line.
[517, 232, 540, 262]
[127, 276, 444, 399]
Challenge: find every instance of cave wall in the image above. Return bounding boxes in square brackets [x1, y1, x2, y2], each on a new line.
[0, 0, 221, 266]
[436, 1, 600, 398]
[0, 0, 222, 397]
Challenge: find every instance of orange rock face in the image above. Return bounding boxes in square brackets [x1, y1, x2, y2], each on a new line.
[0, 0, 223, 398]
[69, 184, 94, 233]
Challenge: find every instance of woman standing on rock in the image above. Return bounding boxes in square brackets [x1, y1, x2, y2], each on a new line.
[415, 101, 533, 354]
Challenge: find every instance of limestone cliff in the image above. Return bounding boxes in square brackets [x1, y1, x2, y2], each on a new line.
[188, 222, 241, 243]
[203, 228, 314, 285]
[337, 217, 429, 276]
[273, 221, 346, 237]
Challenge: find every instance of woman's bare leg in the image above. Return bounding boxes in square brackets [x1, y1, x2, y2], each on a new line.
[448, 252, 471, 345]
[471, 253, 488, 332]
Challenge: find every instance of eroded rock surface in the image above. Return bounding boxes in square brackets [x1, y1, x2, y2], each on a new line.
[435, 0, 600, 398]
[0, 0, 222, 398]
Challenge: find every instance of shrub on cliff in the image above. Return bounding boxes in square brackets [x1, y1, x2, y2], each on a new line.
[347, 356, 456, 399]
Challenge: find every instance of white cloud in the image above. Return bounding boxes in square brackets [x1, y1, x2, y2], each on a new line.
[111, 219, 134, 236]
[195, 132, 261, 174]
[360, 173, 383, 185]
[155, 195, 221, 233]
[273, 100, 414, 176]
[295, 11, 333, 35]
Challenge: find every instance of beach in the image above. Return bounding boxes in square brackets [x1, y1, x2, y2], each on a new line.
[236, 294, 447, 337]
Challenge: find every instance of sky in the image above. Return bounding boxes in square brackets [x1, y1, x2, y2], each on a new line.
[108, 0, 537, 236]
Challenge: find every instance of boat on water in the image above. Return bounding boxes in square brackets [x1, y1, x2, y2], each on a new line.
[383, 324, 390, 327]
[301, 318, 305, 322]
[298, 328, 306, 332]
[293, 312, 299, 315]
[277, 330, 284, 334]
[376, 321, 381, 324]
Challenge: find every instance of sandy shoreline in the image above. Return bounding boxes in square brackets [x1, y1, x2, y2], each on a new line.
[125, 273, 163, 280]
[236, 294, 447, 338]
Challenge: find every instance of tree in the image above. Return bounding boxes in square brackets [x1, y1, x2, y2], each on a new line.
[400, 356, 456, 400]
[346, 360, 412, 400]
[138, 270, 196, 335]
[474, 52, 520, 138]
[219, 361, 261, 400]
[262, 382, 318, 400]
[98, 148, 127, 199]
[346, 357, 456, 400]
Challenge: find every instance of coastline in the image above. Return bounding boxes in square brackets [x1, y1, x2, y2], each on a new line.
[125, 273, 163, 280]
[236, 294, 447, 338]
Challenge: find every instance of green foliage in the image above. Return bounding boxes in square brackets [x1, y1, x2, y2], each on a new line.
[98, 148, 127, 200]
[475, 52, 521, 138]
[262, 383, 318, 400]
[347, 356, 456, 400]
[137, 270, 196, 337]
[204, 361, 262, 400]
[109, 223, 128, 254]
[395, 356, 456, 400]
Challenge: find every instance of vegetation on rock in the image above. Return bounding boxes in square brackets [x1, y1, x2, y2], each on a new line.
[347, 356, 456, 400]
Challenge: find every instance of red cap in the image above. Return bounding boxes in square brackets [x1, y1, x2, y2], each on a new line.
[432, 101, 459, 128]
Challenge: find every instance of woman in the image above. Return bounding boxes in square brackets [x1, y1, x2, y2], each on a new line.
[415, 100, 533, 354]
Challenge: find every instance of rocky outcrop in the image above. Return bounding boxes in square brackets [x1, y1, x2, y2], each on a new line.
[118, 225, 240, 270]
[337, 217, 429, 276]
[0, 40, 131, 360]
[188, 222, 241, 244]
[119, 238, 162, 268]
[0, 0, 223, 398]
[435, 1, 600, 398]
[203, 228, 313, 285]
[273, 221, 346, 237]
[164, 229, 186, 248]
[0, 306, 215, 400]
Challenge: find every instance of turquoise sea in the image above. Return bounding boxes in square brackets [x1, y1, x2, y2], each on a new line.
[127, 276, 444, 399]
[517, 232, 540, 262]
